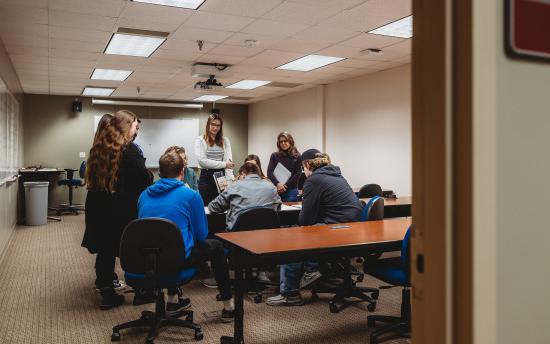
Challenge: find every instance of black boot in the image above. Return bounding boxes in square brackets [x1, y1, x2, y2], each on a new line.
[99, 287, 124, 310]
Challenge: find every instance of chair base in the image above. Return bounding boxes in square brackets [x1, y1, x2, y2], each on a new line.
[112, 291, 203, 343]
[367, 288, 411, 344]
[49, 204, 83, 216]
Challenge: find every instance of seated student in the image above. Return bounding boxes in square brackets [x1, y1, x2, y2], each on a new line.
[208, 162, 282, 230]
[165, 145, 198, 191]
[244, 154, 267, 179]
[267, 149, 363, 306]
[137, 152, 235, 322]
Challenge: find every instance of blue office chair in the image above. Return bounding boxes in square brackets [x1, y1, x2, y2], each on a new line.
[111, 218, 203, 343]
[358, 183, 383, 198]
[54, 161, 86, 215]
[360, 195, 384, 221]
[364, 226, 411, 344]
[231, 207, 280, 303]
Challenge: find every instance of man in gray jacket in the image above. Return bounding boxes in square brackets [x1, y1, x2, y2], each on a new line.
[208, 162, 282, 230]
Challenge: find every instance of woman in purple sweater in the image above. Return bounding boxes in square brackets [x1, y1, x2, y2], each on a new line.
[267, 132, 302, 201]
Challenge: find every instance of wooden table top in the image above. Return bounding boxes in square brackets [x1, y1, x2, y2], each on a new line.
[284, 196, 412, 207]
[216, 217, 411, 255]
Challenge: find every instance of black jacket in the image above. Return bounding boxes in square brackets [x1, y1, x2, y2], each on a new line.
[82, 143, 152, 255]
[299, 165, 362, 226]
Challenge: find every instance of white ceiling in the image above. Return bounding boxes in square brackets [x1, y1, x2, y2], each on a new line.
[0, 0, 411, 104]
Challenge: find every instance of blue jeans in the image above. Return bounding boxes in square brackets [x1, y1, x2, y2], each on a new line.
[279, 261, 319, 295]
[280, 188, 299, 202]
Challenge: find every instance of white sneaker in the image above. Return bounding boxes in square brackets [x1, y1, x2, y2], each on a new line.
[266, 294, 304, 306]
[299, 271, 322, 289]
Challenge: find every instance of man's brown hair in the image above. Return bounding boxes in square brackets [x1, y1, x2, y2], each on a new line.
[159, 152, 184, 179]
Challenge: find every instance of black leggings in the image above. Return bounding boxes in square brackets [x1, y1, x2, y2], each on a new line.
[95, 252, 116, 289]
[198, 169, 224, 205]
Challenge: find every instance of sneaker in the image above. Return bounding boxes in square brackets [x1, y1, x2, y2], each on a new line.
[220, 308, 235, 323]
[299, 271, 322, 289]
[166, 297, 191, 312]
[266, 294, 304, 307]
[113, 279, 127, 291]
[256, 271, 271, 283]
[200, 277, 218, 288]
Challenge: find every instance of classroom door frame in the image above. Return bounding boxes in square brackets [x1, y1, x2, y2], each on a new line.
[411, 0, 473, 343]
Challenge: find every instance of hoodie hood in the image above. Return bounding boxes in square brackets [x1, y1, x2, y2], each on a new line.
[146, 178, 184, 197]
[312, 164, 342, 177]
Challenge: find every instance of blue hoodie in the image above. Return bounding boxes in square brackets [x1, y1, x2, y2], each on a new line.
[138, 178, 208, 257]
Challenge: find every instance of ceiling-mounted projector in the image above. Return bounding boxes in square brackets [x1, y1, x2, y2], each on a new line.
[191, 62, 232, 78]
[194, 75, 223, 90]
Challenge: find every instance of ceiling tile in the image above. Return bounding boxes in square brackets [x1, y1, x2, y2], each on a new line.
[208, 44, 264, 58]
[262, 1, 342, 25]
[241, 19, 309, 37]
[222, 32, 283, 49]
[0, 6, 48, 25]
[5, 45, 48, 56]
[314, 45, 362, 58]
[49, 38, 105, 52]
[268, 38, 330, 54]
[171, 27, 234, 43]
[336, 58, 385, 69]
[354, 0, 411, 19]
[183, 11, 255, 32]
[196, 54, 248, 65]
[49, 0, 126, 17]
[239, 50, 303, 68]
[152, 49, 204, 61]
[292, 25, 359, 44]
[48, 49, 101, 61]
[199, 0, 283, 18]
[49, 26, 112, 45]
[49, 10, 117, 32]
[1, 34, 48, 48]
[383, 39, 412, 54]
[95, 54, 147, 69]
[339, 33, 404, 49]
[161, 39, 217, 54]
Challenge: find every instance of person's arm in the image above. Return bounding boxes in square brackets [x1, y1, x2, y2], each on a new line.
[285, 155, 302, 189]
[266, 153, 279, 185]
[223, 137, 234, 179]
[122, 143, 152, 193]
[208, 188, 230, 213]
[189, 192, 208, 242]
[298, 178, 321, 226]
[194, 136, 227, 170]
[272, 187, 283, 211]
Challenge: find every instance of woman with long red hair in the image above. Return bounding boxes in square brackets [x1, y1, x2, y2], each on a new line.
[82, 110, 152, 310]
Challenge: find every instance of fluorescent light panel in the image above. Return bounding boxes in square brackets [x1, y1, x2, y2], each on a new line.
[194, 95, 228, 102]
[82, 87, 115, 96]
[105, 33, 166, 57]
[132, 0, 205, 9]
[226, 80, 271, 90]
[368, 16, 413, 39]
[92, 98, 203, 108]
[276, 55, 346, 72]
[91, 68, 133, 81]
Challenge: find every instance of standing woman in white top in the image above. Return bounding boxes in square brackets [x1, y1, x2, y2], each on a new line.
[194, 110, 234, 204]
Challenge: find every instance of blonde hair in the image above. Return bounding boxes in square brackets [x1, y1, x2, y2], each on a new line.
[304, 153, 331, 172]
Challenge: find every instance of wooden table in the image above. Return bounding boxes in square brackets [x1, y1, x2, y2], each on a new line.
[216, 217, 412, 344]
[206, 197, 412, 234]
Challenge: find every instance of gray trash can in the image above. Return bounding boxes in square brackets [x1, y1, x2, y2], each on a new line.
[24, 181, 49, 226]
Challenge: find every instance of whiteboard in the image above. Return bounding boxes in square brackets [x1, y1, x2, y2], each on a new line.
[94, 116, 199, 168]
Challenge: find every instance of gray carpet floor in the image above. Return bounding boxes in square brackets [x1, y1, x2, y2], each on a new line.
[0, 214, 411, 344]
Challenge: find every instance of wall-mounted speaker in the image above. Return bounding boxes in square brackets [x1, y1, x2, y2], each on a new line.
[72, 100, 82, 113]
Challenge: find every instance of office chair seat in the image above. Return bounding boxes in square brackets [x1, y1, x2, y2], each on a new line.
[125, 267, 198, 288]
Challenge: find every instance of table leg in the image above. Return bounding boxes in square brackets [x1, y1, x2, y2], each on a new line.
[220, 249, 245, 344]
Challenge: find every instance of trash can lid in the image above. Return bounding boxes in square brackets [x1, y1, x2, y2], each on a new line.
[24, 181, 49, 188]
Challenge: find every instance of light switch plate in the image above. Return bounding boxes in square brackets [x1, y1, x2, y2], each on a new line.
[79, 152, 86, 158]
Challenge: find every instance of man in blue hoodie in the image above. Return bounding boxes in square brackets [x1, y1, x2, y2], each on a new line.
[138, 151, 234, 322]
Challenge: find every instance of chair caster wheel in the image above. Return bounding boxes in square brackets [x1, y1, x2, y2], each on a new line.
[253, 294, 262, 303]
[367, 317, 376, 328]
[371, 291, 379, 300]
[367, 302, 376, 312]
[111, 331, 121, 341]
[186, 313, 194, 322]
[216, 294, 222, 301]
[195, 330, 204, 340]
[329, 301, 339, 313]
[357, 275, 364, 283]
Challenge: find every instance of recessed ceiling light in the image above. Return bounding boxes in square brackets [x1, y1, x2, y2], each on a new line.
[105, 28, 168, 57]
[194, 95, 228, 102]
[91, 68, 133, 81]
[368, 16, 413, 39]
[131, 0, 206, 9]
[276, 54, 346, 72]
[226, 80, 271, 90]
[82, 87, 116, 96]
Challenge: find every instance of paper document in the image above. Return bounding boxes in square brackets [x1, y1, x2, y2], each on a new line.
[281, 204, 301, 211]
[273, 162, 291, 185]
[213, 171, 232, 193]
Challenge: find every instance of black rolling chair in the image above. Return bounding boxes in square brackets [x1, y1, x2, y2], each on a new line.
[314, 196, 385, 313]
[111, 218, 203, 344]
[53, 161, 86, 215]
[365, 226, 411, 344]
[358, 183, 383, 198]
[231, 207, 280, 303]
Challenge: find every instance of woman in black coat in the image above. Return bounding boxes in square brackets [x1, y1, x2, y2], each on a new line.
[82, 110, 151, 310]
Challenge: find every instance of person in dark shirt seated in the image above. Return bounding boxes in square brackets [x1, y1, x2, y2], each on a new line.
[137, 151, 235, 322]
[267, 149, 362, 306]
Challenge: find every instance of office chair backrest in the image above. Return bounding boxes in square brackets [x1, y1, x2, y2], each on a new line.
[119, 218, 186, 277]
[360, 196, 384, 221]
[232, 206, 280, 231]
[358, 183, 383, 198]
[79, 161, 86, 179]
[402, 226, 412, 279]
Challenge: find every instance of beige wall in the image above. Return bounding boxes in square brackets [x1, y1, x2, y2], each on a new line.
[0, 40, 23, 259]
[249, 65, 412, 195]
[23, 94, 248, 206]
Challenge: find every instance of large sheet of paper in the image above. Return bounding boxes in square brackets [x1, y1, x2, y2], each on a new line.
[273, 162, 291, 185]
